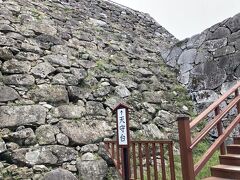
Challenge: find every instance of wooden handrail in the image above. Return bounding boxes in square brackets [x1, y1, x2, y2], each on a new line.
[190, 95, 240, 150]
[190, 81, 240, 129]
[194, 113, 240, 175]
[178, 81, 240, 179]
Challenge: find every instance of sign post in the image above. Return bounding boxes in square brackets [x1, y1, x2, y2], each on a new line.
[114, 103, 130, 180]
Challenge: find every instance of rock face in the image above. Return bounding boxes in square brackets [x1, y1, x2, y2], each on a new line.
[43, 168, 77, 180]
[164, 13, 240, 110]
[76, 153, 108, 180]
[0, 0, 187, 179]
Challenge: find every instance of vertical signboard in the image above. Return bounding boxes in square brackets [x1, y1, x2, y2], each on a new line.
[113, 103, 130, 180]
[117, 108, 128, 146]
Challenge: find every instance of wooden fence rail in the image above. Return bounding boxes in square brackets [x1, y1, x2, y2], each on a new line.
[104, 140, 176, 180]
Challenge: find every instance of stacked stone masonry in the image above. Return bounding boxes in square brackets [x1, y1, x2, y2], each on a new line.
[164, 13, 240, 111]
[0, 0, 192, 179]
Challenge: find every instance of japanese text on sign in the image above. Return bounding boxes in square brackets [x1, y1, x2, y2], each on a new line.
[117, 108, 128, 146]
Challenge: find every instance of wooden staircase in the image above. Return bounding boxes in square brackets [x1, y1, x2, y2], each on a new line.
[204, 137, 240, 180]
[178, 81, 240, 180]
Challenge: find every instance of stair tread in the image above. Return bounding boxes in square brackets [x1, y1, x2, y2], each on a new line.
[220, 154, 240, 158]
[203, 177, 235, 180]
[228, 144, 240, 147]
[212, 164, 240, 171]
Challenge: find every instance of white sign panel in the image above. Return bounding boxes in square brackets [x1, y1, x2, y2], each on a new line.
[117, 108, 128, 146]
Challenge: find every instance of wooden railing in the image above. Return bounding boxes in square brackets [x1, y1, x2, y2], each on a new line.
[104, 140, 176, 180]
[178, 81, 240, 180]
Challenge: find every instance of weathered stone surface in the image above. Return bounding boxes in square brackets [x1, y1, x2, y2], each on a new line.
[52, 105, 85, 119]
[56, 133, 69, 146]
[35, 125, 60, 145]
[143, 91, 163, 104]
[177, 49, 197, 65]
[3, 74, 35, 86]
[16, 52, 40, 61]
[136, 124, 166, 139]
[203, 38, 227, 52]
[93, 85, 111, 97]
[187, 33, 206, 48]
[0, 85, 19, 102]
[29, 84, 69, 104]
[179, 63, 193, 73]
[0, 138, 6, 154]
[81, 144, 98, 153]
[213, 46, 235, 57]
[218, 52, 240, 74]
[115, 85, 131, 98]
[220, 81, 238, 95]
[2, 60, 31, 74]
[70, 67, 87, 80]
[154, 110, 176, 128]
[3, 128, 36, 146]
[52, 73, 79, 85]
[86, 101, 107, 116]
[76, 153, 108, 180]
[177, 72, 190, 85]
[43, 55, 70, 67]
[0, 47, 13, 60]
[226, 13, 240, 32]
[206, 27, 231, 40]
[31, 62, 55, 78]
[195, 50, 213, 64]
[12, 145, 78, 166]
[235, 65, 240, 77]
[193, 90, 219, 104]
[167, 46, 182, 67]
[0, 105, 46, 128]
[58, 120, 113, 145]
[43, 168, 77, 180]
[137, 68, 153, 77]
[190, 61, 227, 89]
[67, 86, 90, 101]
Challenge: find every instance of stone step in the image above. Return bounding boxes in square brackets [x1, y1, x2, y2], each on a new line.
[203, 177, 234, 180]
[220, 154, 240, 166]
[227, 144, 240, 154]
[211, 164, 240, 179]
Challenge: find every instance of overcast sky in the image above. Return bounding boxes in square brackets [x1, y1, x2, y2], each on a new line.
[110, 0, 240, 40]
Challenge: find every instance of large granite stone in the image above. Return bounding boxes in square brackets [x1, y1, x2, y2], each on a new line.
[43, 168, 77, 180]
[2, 60, 31, 74]
[43, 54, 70, 67]
[58, 120, 113, 145]
[206, 27, 231, 40]
[52, 105, 86, 119]
[35, 125, 60, 145]
[12, 145, 78, 166]
[3, 74, 35, 86]
[31, 62, 56, 78]
[226, 13, 240, 33]
[29, 84, 69, 104]
[0, 47, 13, 60]
[76, 153, 108, 180]
[177, 49, 197, 65]
[0, 85, 19, 102]
[0, 105, 47, 128]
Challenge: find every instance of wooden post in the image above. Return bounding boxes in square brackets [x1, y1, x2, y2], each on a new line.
[114, 103, 130, 180]
[235, 89, 240, 136]
[215, 106, 226, 155]
[177, 116, 195, 180]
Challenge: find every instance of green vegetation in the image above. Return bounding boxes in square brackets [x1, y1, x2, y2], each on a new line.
[172, 140, 220, 180]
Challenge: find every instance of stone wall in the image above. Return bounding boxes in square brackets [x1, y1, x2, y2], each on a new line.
[0, 0, 191, 179]
[164, 13, 240, 110]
